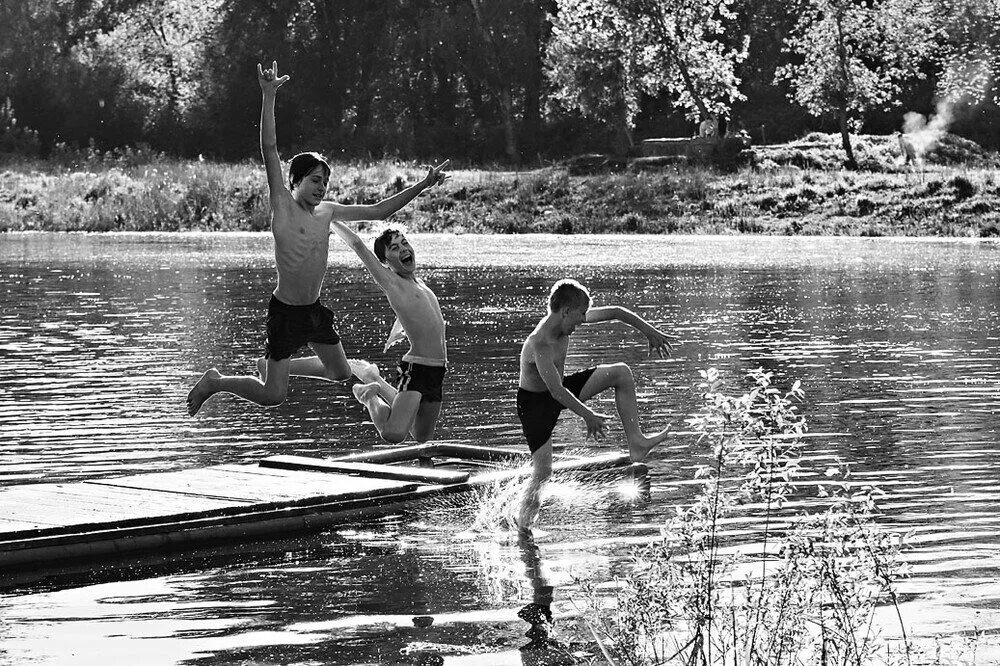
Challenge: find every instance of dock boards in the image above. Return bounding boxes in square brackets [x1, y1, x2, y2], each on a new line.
[261, 455, 471, 485]
[0, 464, 418, 539]
[0, 445, 643, 571]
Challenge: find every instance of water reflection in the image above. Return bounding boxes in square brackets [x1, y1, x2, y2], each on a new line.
[3, 233, 1000, 663]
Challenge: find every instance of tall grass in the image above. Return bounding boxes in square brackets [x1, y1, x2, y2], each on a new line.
[2, 142, 998, 234]
[577, 369, 912, 666]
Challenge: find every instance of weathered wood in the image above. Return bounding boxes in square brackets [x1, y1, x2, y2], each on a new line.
[261, 456, 470, 484]
[0, 449, 638, 572]
[331, 442, 529, 465]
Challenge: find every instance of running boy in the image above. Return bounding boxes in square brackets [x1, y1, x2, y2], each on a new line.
[516, 279, 673, 532]
[332, 224, 448, 444]
[187, 61, 446, 416]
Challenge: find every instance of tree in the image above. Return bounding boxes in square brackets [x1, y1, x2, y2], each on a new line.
[776, 0, 936, 168]
[934, 0, 1000, 105]
[90, 0, 222, 151]
[545, 0, 748, 153]
[546, 0, 646, 152]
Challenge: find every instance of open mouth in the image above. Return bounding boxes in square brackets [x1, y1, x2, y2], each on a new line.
[400, 251, 413, 265]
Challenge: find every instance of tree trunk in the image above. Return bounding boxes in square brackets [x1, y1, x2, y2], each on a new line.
[838, 107, 857, 169]
[520, 0, 547, 160]
[499, 88, 518, 162]
[469, 0, 520, 163]
[833, 7, 856, 169]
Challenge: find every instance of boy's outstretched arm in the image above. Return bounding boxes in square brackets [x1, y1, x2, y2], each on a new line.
[329, 219, 394, 290]
[257, 61, 290, 206]
[331, 161, 449, 222]
[585, 306, 674, 358]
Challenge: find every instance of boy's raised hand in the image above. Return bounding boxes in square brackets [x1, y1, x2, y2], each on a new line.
[422, 160, 450, 188]
[257, 61, 289, 94]
[646, 328, 674, 359]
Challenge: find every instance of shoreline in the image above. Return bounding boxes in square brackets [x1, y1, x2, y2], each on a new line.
[2, 142, 998, 237]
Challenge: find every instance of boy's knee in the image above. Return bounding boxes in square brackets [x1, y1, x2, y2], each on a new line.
[326, 369, 352, 381]
[380, 427, 409, 444]
[260, 391, 286, 408]
[613, 362, 634, 382]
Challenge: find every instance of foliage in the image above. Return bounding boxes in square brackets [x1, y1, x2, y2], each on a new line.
[3, 0, 1000, 159]
[545, 0, 748, 150]
[0, 99, 40, 157]
[579, 368, 910, 665]
[84, 0, 223, 150]
[545, 0, 645, 150]
[3, 152, 999, 235]
[776, 0, 937, 166]
[933, 0, 1000, 107]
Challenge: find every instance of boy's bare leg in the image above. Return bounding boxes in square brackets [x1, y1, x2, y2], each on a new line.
[255, 342, 351, 382]
[579, 363, 670, 462]
[188, 357, 291, 416]
[409, 400, 442, 443]
[517, 442, 553, 534]
[352, 386, 421, 444]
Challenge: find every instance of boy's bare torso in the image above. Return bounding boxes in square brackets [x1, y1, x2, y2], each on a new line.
[272, 201, 333, 305]
[519, 326, 570, 391]
[386, 276, 447, 361]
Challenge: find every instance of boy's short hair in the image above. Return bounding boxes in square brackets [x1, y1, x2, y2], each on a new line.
[373, 227, 403, 263]
[288, 152, 331, 189]
[548, 279, 591, 313]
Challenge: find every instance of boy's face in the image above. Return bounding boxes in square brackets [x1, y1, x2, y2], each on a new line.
[383, 233, 415, 275]
[560, 304, 588, 334]
[293, 165, 329, 207]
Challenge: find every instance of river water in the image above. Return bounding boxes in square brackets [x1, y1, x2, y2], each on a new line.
[1, 232, 999, 664]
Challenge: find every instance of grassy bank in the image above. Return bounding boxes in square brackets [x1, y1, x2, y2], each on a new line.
[2, 133, 998, 235]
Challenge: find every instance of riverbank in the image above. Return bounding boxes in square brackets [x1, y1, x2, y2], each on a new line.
[2, 133, 998, 236]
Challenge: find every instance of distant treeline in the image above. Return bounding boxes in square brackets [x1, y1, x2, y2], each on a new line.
[1, 0, 998, 162]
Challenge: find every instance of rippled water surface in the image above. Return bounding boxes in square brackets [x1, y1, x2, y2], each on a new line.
[2, 232, 1000, 664]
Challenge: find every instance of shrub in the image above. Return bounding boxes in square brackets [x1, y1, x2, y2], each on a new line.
[579, 369, 909, 666]
[949, 175, 976, 200]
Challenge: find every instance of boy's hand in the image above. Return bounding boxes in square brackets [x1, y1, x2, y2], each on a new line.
[257, 61, 289, 95]
[584, 411, 610, 441]
[646, 328, 674, 359]
[422, 160, 450, 188]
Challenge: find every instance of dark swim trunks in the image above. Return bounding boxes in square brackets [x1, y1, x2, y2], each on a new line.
[395, 360, 447, 404]
[517, 367, 597, 454]
[264, 295, 341, 361]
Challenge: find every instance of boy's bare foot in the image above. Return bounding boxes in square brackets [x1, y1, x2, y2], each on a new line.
[352, 381, 380, 405]
[628, 426, 671, 462]
[187, 368, 221, 416]
[347, 358, 381, 383]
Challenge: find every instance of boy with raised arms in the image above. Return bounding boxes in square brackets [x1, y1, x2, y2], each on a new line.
[187, 61, 446, 416]
[516, 278, 674, 533]
[333, 224, 448, 444]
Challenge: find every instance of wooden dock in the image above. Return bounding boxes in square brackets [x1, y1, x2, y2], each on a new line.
[0, 443, 645, 570]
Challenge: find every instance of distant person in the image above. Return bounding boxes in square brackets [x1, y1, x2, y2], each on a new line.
[333, 221, 449, 444]
[895, 131, 918, 165]
[516, 279, 674, 534]
[187, 61, 445, 416]
[698, 116, 718, 138]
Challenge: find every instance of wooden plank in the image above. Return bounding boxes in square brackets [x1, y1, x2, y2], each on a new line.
[331, 442, 529, 464]
[0, 482, 247, 534]
[432, 443, 531, 462]
[90, 465, 418, 503]
[261, 456, 470, 484]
